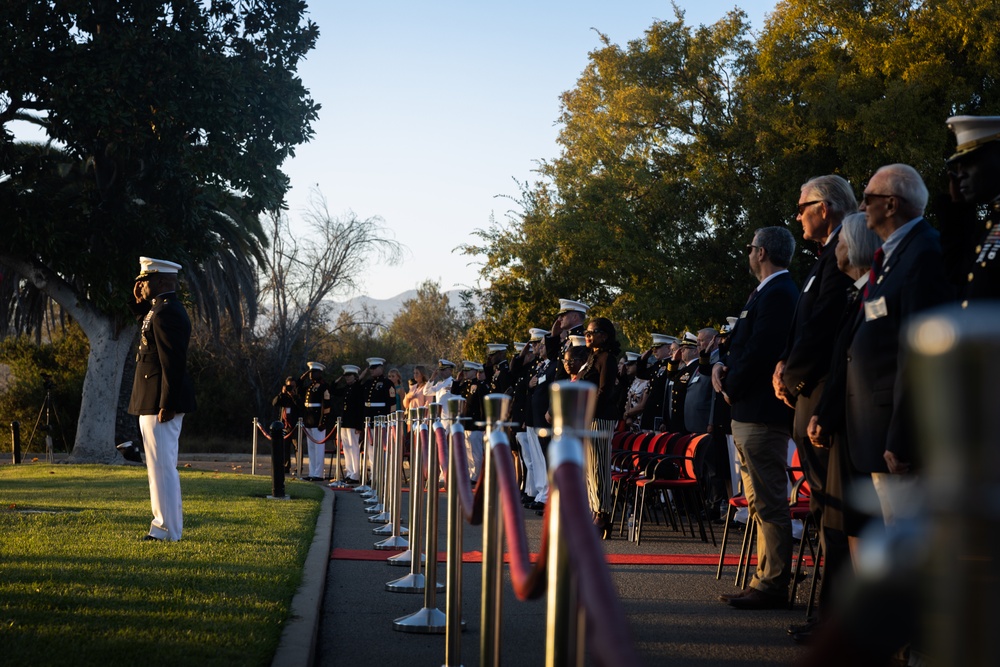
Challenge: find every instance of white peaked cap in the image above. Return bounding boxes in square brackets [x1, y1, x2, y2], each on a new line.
[513, 342, 527, 353]
[568, 335, 588, 347]
[462, 360, 484, 371]
[625, 351, 641, 362]
[651, 333, 678, 347]
[367, 357, 385, 367]
[529, 327, 549, 342]
[136, 256, 182, 280]
[307, 361, 326, 372]
[342, 364, 360, 374]
[486, 343, 508, 353]
[679, 332, 699, 347]
[947, 115, 1000, 162]
[557, 298, 590, 315]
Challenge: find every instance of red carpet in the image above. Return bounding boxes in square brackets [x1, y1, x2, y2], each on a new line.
[329, 548, 802, 567]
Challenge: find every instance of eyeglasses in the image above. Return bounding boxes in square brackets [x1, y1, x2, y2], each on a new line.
[584, 330, 603, 337]
[797, 200, 823, 214]
[862, 193, 898, 206]
[746, 244, 761, 253]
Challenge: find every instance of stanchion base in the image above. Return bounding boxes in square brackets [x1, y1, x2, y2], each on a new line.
[327, 481, 348, 489]
[372, 523, 397, 536]
[392, 607, 447, 634]
[363, 495, 379, 504]
[367, 512, 390, 523]
[374, 535, 409, 550]
[265, 495, 291, 500]
[385, 572, 444, 593]
[354, 484, 372, 493]
[364, 504, 385, 514]
[387, 550, 427, 566]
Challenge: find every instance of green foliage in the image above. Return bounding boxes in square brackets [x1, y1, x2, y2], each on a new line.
[0, 324, 88, 452]
[463, 1, 1000, 346]
[386, 280, 467, 364]
[0, 464, 324, 666]
[0, 0, 319, 325]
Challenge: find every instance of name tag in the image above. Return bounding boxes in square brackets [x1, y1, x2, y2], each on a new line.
[864, 296, 888, 322]
[804, 275, 816, 292]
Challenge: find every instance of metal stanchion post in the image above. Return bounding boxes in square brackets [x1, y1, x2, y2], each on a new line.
[267, 421, 289, 500]
[251, 417, 259, 476]
[296, 418, 304, 479]
[12, 421, 21, 465]
[329, 418, 348, 489]
[480, 394, 511, 667]
[389, 407, 423, 568]
[367, 417, 388, 517]
[545, 381, 594, 667]
[394, 402, 447, 633]
[356, 417, 372, 493]
[444, 396, 468, 666]
[907, 305, 1000, 666]
[375, 411, 409, 547]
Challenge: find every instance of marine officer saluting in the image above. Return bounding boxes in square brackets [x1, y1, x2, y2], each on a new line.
[360, 357, 395, 472]
[128, 256, 196, 542]
[299, 362, 332, 480]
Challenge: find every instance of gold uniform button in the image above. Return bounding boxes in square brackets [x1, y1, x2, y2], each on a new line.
[962, 300, 969, 308]
[988, 222, 994, 230]
[976, 245, 983, 253]
[968, 273, 975, 282]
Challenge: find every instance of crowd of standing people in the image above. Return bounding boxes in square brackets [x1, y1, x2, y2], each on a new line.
[264, 114, 1000, 665]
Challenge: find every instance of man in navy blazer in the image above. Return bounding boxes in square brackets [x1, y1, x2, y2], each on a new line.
[713, 226, 799, 609]
[847, 164, 953, 522]
[772, 175, 857, 631]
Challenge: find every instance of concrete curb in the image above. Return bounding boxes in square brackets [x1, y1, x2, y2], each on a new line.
[272, 485, 335, 667]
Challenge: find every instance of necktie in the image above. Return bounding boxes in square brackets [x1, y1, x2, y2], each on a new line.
[862, 247, 884, 301]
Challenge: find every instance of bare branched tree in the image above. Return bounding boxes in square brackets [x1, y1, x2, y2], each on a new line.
[258, 189, 402, 379]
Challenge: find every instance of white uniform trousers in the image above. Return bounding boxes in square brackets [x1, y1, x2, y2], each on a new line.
[516, 430, 545, 497]
[306, 428, 326, 479]
[528, 427, 550, 503]
[340, 427, 360, 478]
[140, 414, 184, 541]
[466, 430, 484, 482]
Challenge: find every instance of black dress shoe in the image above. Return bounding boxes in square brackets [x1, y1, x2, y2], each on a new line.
[535, 510, 545, 516]
[524, 501, 545, 511]
[141, 535, 162, 542]
[787, 619, 820, 635]
[718, 588, 752, 603]
[727, 588, 786, 610]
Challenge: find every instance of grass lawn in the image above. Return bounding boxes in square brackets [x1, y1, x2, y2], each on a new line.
[0, 464, 325, 667]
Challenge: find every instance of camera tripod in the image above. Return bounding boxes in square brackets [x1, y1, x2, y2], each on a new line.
[26, 385, 69, 461]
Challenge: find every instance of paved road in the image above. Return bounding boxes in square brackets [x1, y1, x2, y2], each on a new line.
[317, 486, 809, 667]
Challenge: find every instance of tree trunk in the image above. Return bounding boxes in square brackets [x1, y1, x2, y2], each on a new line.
[67, 316, 137, 463]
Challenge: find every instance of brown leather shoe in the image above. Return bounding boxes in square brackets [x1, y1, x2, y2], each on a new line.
[726, 587, 786, 610]
[717, 588, 753, 603]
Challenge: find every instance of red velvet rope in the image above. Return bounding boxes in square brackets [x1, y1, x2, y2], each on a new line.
[254, 420, 296, 441]
[554, 463, 642, 667]
[302, 426, 337, 445]
[433, 425, 484, 525]
[492, 435, 549, 600]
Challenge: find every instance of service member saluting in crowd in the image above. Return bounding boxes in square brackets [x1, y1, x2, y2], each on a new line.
[128, 256, 197, 542]
[299, 362, 332, 481]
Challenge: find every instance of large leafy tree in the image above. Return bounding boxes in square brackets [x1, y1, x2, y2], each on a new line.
[465, 1, 1000, 349]
[0, 0, 319, 461]
[463, 10, 756, 348]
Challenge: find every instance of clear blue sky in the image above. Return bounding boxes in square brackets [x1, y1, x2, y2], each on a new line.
[284, 1, 777, 300]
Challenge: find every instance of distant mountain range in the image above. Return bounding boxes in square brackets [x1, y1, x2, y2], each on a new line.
[325, 289, 474, 322]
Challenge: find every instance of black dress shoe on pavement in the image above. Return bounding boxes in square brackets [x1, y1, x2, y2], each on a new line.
[726, 588, 786, 610]
[524, 501, 545, 511]
[718, 588, 752, 603]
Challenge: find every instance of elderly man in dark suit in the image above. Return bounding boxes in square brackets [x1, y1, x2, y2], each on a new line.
[772, 175, 857, 635]
[713, 226, 799, 609]
[847, 164, 953, 523]
[128, 256, 197, 542]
